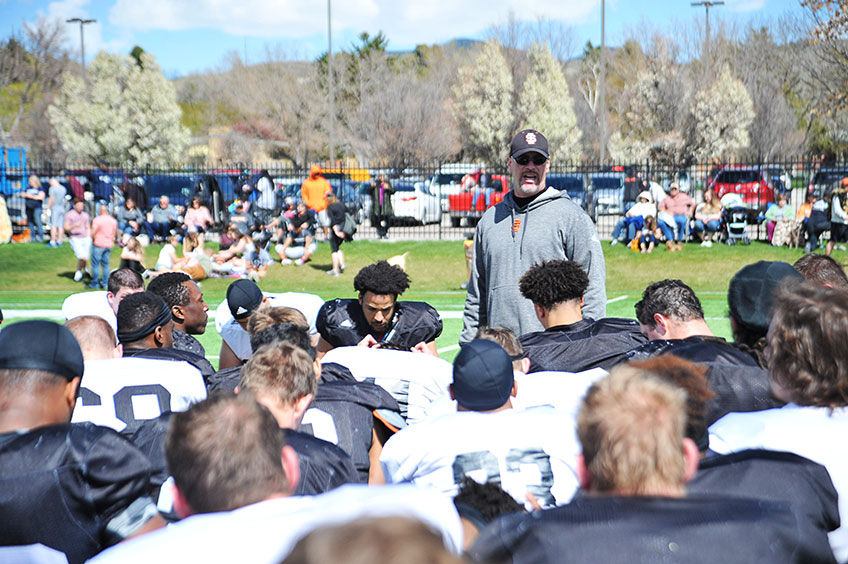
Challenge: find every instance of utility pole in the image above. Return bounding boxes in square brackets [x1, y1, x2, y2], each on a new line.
[66, 17, 96, 85]
[598, 0, 607, 164]
[691, 1, 724, 75]
[328, 0, 335, 167]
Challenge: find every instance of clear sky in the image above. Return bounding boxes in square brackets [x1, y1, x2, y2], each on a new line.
[2, 0, 804, 78]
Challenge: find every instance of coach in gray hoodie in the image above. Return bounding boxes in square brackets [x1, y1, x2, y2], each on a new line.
[460, 129, 606, 345]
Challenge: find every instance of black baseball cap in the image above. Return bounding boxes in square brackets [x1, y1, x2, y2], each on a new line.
[227, 279, 263, 320]
[728, 261, 804, 335]
[0, 320, 84, 381]
[452, 340, 514, 411]
[510, 129, 549, 159]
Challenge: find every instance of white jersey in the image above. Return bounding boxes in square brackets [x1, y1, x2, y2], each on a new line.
[424, 368, 608, 420]
[321, 346, 453, 424]
[72, 357, 207, 433]
[216, 292, 324, 361]
[709, 404, 848, 562]
[88, 484, 463, 564]
[61, 291, 117, 333]
[380, 406, 580, 509]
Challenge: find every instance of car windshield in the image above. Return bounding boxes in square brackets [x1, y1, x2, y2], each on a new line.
[435, 173, 466, 185]
[716, 170, 760, 184]
[591, 176, 623, 189]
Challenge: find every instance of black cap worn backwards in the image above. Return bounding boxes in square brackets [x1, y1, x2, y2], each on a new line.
[0, 320, 84, 381]
[227, 278, 264, 320]
[452, 339, 515, 411]
[510, 129, 550, 159]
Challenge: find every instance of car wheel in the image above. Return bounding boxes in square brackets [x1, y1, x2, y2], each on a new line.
[450, 216, 461, 228]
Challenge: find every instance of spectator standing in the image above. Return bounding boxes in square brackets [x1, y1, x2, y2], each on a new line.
[325, 192, 348, 277]
[64, 198, 92, 283]
[461, 129, 606, 344]
[47, 177, 67, 247]
[65, 172, 85, 201]
[253, 170, 277, 228]
[22, 174, 45, 242]
[657, 182, 694, 251]
[89, 202, 118, 290]
[370, 174, 395, 239]
[301, 165, 331, 238]
[147, 195, 179, 243]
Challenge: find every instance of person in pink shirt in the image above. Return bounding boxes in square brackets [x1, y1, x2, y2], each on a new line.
[64, 198, 92, 283]
[657, 182, 694, 251]
[89, 202, 119, 289]
[183, 196, 213, 233]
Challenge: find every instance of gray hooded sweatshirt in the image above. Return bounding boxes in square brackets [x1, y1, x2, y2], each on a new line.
[460, 186, 606, 345]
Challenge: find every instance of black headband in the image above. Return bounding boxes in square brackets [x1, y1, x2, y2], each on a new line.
[117, 301, 173, 344]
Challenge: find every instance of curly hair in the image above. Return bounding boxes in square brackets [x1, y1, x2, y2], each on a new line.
[634, 279, 704, 327]
[793, 254, 848, 289]
[147, 272, 192, 307]
[768, 282, 848, 408]
[116, 291, 168, 334]
[353, 261, 410, 297]
[519, 260, 589, 310]
[453, 476, 524, 524]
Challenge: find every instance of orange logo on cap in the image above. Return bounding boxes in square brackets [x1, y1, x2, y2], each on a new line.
[525, 132, 537, 145]
[513, 218, 521, 232]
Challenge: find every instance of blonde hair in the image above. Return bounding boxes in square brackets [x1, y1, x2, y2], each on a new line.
[247, 308, 309, 335]
[239, 343, 317, 407]
[577, 365, 687, 495]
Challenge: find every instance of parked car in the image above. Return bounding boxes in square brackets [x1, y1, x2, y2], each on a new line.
[424, 163, 478, 211]
[391, 179, 441, 225]
[709, 166, 775, 217]
[547, 172, 590, 211]
[588, 171, 626, 221]
[808, 167, 848, 199]
[446, 174, 509, 227]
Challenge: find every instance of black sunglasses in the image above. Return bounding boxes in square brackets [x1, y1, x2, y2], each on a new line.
[514, 153, 548, 166]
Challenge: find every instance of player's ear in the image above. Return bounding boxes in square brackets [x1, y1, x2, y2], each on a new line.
[281, 445, 300, 494]
[653, 313, 669, 337]
[172, 484, 194, 519]
[292, 394, 314, 425]
[171, 304, 185, 324]
[577, 453, 591, 490]
[449, 385, 455, 401]
[113, 343, 123, 359]
[153, 325, 165, 347]
[682, 438, 700, 484]
[533, 303, 546, 323]
[313, 360, 321, 381]
[65, 377, 81, 414]
[520, 357, 531, 374]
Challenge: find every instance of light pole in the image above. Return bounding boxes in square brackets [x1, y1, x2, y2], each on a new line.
[327, 0, 335, 167]
[598, 0, 607, 164]
[66, 17, 96, 84]
[691, 1, 723, 75]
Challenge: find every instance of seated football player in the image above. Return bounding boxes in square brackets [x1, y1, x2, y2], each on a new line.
[88, 394, 463, 564]
[147, 272, 210, 357]
[216, 278, 324, 369]
[237, 342, 358, 494]
[316, 261, 443, 358]
[117, 291, 215, 382]
[62, 267, 144, 333]
[380, 339, 581, 509]
[518, 259, 646, 372]
[0, 320, 166, 564]
[469, 365, 835, 564]
[66, 315, 206, 435]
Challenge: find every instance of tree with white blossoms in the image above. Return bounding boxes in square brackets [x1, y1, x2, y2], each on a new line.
[453, 40, 513, 163]
[517, 43, 581, 162]
[48, 51, 188, 165]
[689, 65, 754, 161]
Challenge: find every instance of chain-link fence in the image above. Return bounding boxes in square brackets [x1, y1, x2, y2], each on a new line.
[1, 157, 841, 242]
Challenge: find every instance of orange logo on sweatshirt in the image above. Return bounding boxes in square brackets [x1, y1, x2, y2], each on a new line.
[513, 218, 521, 232]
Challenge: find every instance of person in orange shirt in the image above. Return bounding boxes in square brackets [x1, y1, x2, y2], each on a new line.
[301, 165, 331, 238]
[89, 202, 119, 290]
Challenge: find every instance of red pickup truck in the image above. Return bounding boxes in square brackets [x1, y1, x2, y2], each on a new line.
[447, 173, 509, 227]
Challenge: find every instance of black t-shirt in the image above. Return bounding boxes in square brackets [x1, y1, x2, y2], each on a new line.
[470, 495, 836, 564]
[0, 423, 157, 564]
[317, 299, 443, 349]
[520, 317, 647, 373]
[301, 380, 400, 482]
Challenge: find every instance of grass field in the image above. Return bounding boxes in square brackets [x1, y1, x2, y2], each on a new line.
[0, 237, 835, 367]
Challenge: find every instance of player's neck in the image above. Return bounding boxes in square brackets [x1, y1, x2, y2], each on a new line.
[543, 302, 584, 329]
[457, 398, 513, 413]
[0, 395, 70, 434]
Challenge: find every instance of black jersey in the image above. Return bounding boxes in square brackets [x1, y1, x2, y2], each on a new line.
[283, 429, 358, 495]
[317, 299, 442, 349]
[701, 363, 783, 425]
[691, 450, 840, 538]
[127, 413, 177, 521]
[206, 365, 242, 393]
[123, 347, 216, 384]
[624, 335, 758, 366]
[0, 423, 158, 564]
[470, 495, 836, 564]
[301, 380, 400, 482]
[520, 317, 647, 373]
[171, 329, 206, 358]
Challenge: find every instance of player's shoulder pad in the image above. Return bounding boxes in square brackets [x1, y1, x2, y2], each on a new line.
[315, 380, 400, 412]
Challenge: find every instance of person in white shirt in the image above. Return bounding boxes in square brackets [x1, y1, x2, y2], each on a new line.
[61, 268, 144, 334]
[380, 339, 581, 509]
[710, 282, 848, 562]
